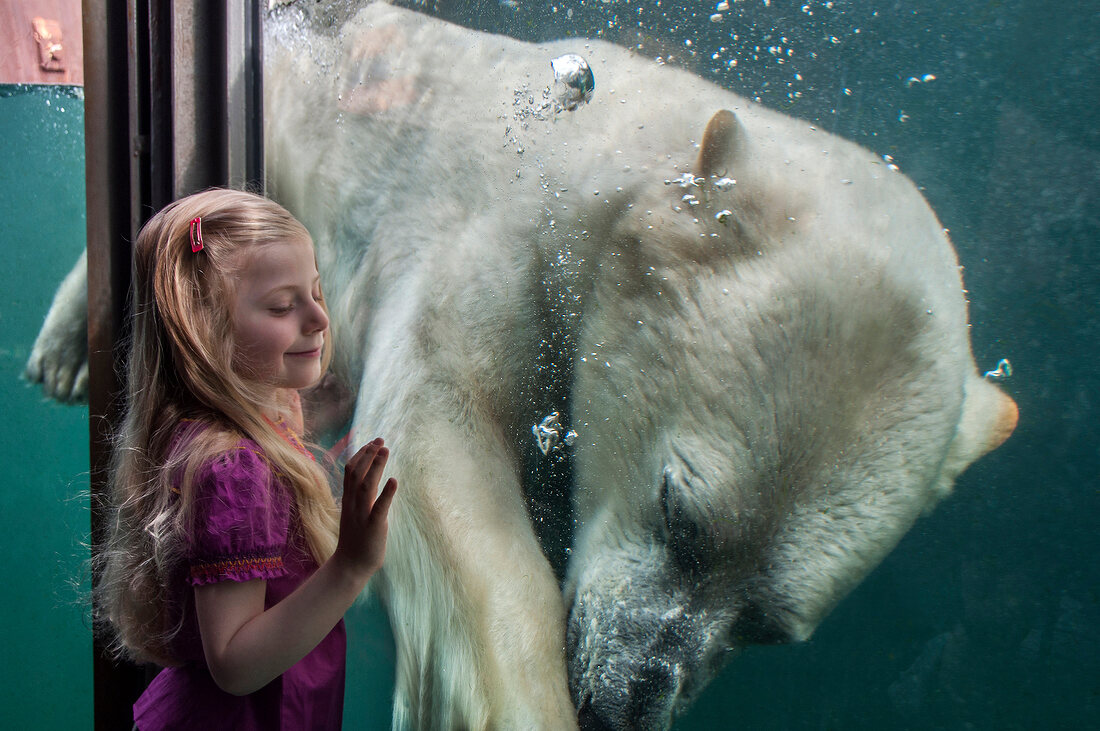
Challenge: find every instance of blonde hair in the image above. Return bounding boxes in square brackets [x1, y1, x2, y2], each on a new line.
[95, 188, 340, 665]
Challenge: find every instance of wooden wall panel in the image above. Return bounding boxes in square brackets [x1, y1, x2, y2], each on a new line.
[0, 0, 83, 85]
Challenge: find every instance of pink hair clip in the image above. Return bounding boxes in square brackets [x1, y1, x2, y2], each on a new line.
[189, 216, 204, 253]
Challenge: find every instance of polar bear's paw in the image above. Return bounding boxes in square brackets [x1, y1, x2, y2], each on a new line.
[25, 251, 89, 404]
[25, 334, 89, 403]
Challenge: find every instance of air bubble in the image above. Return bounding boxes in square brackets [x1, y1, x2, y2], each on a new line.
[983, 359, 1013, 381]
[551, 53, 595, 111]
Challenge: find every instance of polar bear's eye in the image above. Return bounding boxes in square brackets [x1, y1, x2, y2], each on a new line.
[660, 468, 705, 572]
[659, 469, 675, 535]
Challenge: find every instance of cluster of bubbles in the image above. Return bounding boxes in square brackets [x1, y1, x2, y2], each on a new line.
[507, 81, 553, 158]
[504, 52, 593, 165]
[533, 411, 579, 455]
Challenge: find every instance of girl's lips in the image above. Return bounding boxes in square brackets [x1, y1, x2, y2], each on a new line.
[286, 347, 322, 358]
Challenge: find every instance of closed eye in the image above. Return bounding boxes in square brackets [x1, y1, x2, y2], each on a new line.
[660, 468, 674, 538]
[660, 467, 706, 573]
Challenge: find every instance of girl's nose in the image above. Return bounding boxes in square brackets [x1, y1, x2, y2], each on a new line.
[307, 300, 330, 333]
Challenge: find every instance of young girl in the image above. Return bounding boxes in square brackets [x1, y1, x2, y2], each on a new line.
[94, 188, 397, 729]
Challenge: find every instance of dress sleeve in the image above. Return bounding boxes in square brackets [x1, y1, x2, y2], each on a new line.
[186, 441, 293, 586]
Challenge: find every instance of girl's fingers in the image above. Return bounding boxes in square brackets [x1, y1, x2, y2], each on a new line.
[370, 477, 398, 521]
[344, 439, 384, 489]
[342, 445, 373, 513]
[342, 439, 392, 523]
[362, 446, 389, 490]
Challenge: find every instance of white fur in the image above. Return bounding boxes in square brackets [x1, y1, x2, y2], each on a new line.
[25, 248, 88, 402]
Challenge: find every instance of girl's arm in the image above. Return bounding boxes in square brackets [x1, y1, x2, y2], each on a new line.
[195, 439, 397, 696]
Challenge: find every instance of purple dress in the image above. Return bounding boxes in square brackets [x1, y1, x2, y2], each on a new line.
[133, 434, 345, 730]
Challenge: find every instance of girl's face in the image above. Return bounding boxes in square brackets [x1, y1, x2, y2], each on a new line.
[230, 237, 329, 395]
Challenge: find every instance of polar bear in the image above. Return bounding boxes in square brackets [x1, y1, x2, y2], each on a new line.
[27, 3, 1016, 729]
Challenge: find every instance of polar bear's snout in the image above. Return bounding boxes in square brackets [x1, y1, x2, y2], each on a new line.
[567, 569, 788, 731]
[568, 588, 712, 731]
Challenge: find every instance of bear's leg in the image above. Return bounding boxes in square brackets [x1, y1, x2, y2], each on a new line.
[366, 409, 577, 730]
[25, 249, 88, 402]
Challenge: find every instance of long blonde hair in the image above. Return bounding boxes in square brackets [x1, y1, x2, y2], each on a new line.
[95, 188, 340, 665]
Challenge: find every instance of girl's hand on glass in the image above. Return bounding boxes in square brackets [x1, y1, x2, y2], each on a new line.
[334, 438, 397, 579]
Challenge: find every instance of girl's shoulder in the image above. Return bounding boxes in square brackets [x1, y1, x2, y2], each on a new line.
[175, 421, 297, 582]
[169, 418, 276, 493]
[171, 418, 293, 535]
[170, 417, 261, 458]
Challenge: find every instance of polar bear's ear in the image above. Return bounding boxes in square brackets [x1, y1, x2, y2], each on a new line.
[696, 109, 745, 180]
[942, 377, 1018, 482]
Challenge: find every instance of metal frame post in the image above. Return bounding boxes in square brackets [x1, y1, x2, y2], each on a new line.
[84, 1, 264, 727]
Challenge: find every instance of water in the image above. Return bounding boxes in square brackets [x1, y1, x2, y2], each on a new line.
[4, 1, 1098, 729]
[0, 84, 92, 728]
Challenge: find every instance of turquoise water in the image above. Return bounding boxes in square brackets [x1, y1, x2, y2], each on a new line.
[0, 84, 92, 729]
[3, 1, 1097, 728]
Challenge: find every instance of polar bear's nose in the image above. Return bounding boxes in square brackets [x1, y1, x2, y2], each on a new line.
[577, 657, 681, 731]
[630, 659, 682, 725]
[577, 703, 615, 731]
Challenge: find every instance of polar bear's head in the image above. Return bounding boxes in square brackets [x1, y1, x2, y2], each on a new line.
[564, 111, 1017, 730]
